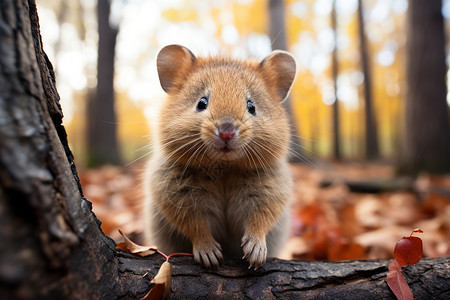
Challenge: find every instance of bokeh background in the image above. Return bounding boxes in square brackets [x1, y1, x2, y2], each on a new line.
[35, 0, 450, 261]
[36, 0, 450, 167]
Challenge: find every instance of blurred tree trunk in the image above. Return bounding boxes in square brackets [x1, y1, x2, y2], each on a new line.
[357, 0, 379, 160]
[331, 0, 341, 160]
[86, 0, 121, 166]
[268, 0, 304, 163]
[401, 0, 450, 174]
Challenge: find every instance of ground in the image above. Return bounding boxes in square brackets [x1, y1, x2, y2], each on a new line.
[78, 162, 450, 261]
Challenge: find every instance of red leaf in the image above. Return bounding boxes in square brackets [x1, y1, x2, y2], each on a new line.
[387, 259, 413, 300]
[394, 236, 422, 266]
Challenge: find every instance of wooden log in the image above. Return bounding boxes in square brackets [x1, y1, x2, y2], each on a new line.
[116, 253, 450, 299]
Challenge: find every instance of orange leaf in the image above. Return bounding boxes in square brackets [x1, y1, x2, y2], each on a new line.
[328, 241, 366, 261]
[297, 204, 325, 227]
[394, 236, 422, 266]
[147, 261, 172, 300]
[117, 229, 157, 256]
[386, 259, 413, 300]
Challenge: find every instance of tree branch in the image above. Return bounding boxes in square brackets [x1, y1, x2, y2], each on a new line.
[116, 253, 449, 299]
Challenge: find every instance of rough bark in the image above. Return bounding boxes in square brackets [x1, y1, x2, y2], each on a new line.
[160, 256, 449, 299]
[268, 0, 304, 163]
[1, 1, 449, 299]
[0, 0, 118, 298]
[357, 0, 379, 160]
[401, 0, 450, 174]
[86, 0, 121, 166]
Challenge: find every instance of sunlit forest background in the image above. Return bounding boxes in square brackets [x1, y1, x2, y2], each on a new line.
[37, 0, 450, 168]
[34, 0, 450, 260]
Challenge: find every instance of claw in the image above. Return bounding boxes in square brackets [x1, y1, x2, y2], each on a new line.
[241, 234, 267, 269]
[193, 240, 223, 269]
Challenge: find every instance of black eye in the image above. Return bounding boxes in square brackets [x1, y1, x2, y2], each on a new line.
[247, 100, 256, 115]
[196, 97, 208, 112]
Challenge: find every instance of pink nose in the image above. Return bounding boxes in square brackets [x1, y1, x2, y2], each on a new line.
[219, 130, 235, 142]
[218, 122, 236, 142]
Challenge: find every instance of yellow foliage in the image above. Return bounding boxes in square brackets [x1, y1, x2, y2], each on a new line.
[116, 92, 150, 163]
[233, 0, 267, 34]
[162, 7, 198, 22]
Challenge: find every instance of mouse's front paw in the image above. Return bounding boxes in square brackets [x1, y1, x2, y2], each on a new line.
[193, 240, 223, 269]
[241, 234, 267, 269]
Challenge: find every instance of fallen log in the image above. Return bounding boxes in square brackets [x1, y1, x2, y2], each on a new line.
[117, 252, 449, 299]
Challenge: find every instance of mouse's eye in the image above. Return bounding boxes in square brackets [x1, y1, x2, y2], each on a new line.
[247, 100, 256, 115]
[196, 97, 208, 112]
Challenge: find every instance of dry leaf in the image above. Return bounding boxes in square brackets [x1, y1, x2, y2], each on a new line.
[81, 163, 450, 263]
[117, 229, 157, 256]
[354, 225, 411, 254]
[328, 241, 366, 261]
[140, 261, 172, 300]
[386, 259, 413, 300]
[140, 283, 165, 300]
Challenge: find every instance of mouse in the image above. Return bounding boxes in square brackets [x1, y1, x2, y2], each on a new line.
[144, 44, 296, 269]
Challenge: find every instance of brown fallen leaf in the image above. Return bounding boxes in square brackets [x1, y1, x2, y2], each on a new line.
[140, 261, 172, 300]
[386, 259, 413, 300]
[140, 283, 165, 300]
[328, 240, 366, 261]
[116, 229, 157, 256]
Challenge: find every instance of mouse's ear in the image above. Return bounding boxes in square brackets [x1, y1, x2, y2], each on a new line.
[157, 44, 196, 93]
[259, 51, 296, 101]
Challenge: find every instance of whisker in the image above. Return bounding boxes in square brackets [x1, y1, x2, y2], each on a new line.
[157, 137, 203, 169]
[181, 141, 209, 177]
[245, 142, 271, 178]
[167, 138, 205, 171]
[158, 133, 202, 150]
[242, 145, 262, 184]
[250, 139, 284, 165]
[125, 150, 153, 167]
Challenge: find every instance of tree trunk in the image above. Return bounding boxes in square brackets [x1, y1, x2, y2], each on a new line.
[357, 0, 379, 160]
[86, 0, 121, 166]
[268, 0, 304, 163]
[0, 1, 449, 299]
[331, 0, 341, 160]
[401, 0, 450, 174]
[0, 0, 118, 298]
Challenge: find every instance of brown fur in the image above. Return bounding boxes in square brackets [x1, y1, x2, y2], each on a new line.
[144, 45, 296, 269]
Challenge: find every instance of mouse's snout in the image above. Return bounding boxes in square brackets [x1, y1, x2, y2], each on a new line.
[218, 122, 236, 143]
[214, 118, 240, 152]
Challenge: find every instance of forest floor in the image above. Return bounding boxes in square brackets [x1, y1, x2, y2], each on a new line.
[78, 161, 450, 262]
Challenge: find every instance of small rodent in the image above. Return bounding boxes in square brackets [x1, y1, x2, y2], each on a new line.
[144, 44, 296, 269]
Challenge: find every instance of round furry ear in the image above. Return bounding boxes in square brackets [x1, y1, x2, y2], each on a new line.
[259, 51, 296, 101]
[157, 44, 196, 93]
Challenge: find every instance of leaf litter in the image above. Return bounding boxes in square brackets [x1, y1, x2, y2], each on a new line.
[79, 162, 449, 261]
[80, 162, 449, 299]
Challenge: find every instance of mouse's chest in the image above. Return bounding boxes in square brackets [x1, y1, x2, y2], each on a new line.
[183, 162, 242, 199]
[199, 162, 231, 182]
